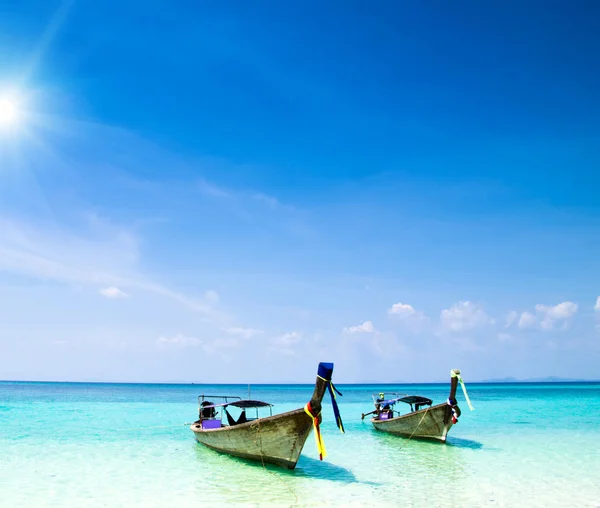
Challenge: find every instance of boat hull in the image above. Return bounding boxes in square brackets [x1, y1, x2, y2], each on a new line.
[190, 408, 314, 469]
[371, 403, 454, 442]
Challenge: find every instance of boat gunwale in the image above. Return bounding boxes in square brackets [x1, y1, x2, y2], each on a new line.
[370, 401, 448, 425]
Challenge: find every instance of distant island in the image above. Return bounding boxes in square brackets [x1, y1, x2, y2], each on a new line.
[357, 376, 599, 384]
[479, 376, 595, 383]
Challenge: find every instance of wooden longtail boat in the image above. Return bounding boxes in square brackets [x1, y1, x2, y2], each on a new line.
[190, 362, 344, 469]
[363, 369, 473, 442]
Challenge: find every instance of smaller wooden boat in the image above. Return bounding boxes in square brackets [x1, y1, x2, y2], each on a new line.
[362, 369, 474, 442]
[190, 362, 345, 469]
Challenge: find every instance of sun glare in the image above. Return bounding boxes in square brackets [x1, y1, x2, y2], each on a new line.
[0, 98, 18, 126]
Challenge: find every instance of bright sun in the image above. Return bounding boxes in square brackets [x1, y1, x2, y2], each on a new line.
[0, 98, 18, 125]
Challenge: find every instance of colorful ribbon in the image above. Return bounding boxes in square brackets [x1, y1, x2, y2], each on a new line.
[304, 402, 327, 460]
[317, 375, 345, 433]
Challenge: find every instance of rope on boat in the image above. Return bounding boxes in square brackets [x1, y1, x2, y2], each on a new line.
[406, 406, 431, 441]
[391, 405, 432, 451]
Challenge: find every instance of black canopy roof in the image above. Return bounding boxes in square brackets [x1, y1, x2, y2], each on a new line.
[202, 399, 273, 409]
[374, 394, 433, 406]
[398, 395, 433, 406]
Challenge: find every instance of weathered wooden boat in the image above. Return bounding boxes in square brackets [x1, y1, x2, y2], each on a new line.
[190, 362, 344, 469]
[362, 369, 474, 442]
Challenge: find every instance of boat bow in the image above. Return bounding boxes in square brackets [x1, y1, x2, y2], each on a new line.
[304, 362, 345, 460]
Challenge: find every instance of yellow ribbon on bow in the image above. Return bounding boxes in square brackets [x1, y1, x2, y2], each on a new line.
[304, 402, 327, 460]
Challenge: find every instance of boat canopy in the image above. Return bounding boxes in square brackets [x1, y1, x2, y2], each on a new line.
[396, 395, 433, 406]
[373, 394, 433, 406]
[200, 399, 274, 410]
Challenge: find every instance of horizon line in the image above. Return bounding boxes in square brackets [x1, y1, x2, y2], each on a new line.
[2, 378, 599, 386]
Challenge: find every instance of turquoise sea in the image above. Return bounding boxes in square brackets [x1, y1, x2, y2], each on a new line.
[1, 381, 599, 507]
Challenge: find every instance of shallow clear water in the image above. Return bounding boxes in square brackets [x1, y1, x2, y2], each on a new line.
[1, 381, 599, 507]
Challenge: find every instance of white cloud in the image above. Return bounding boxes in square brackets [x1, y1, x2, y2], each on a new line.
[388, 302, 427, 333]
[518, 312, 537, 329]
[343, 320, 376, 334]
[498, 332, 513, 342]
[505, 310, 518, 328]
[595, 297, 600, 311]
[440, 301, 492, 332]
[267, 331, 302, 356]
[99, 286, 130, 299]
[157, 334, 202, 347]
[509, 301, 578, 330]
[535, 302, 578, 330]
[388, 303, 416, 318]
[535, 301, 578, 320]
[273, 331, 302, 346]
[224, 327, 263, 339]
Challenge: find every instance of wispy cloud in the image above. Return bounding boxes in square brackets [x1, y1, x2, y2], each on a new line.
[595, 297, 600, 312]
[250, 192, 299, 214]
[508, 302, 578, 331]
[0, 215, 137, 286]
[157, 333, 245, 356]
[535, 302, 578, 330]
[204, 290, 220, 303]
[518, 311, 537, 329]
[0, 214, 225, 321]
[505, 310, 518, 328]
[276, 331, 301, 344]
[157, 334, 203, 348]
[267, 331, 303, 356]
[388, 302, 427, 332]
[224, 327, 263, 339]
[343, 320, 377, 334]
[99, 286, 129, 299]
[197, 178, 233, 199]
[440, 301, 493, 332]
[388, 302, 417, 317]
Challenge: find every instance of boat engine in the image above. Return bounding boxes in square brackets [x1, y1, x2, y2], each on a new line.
[200, 401, 216, 419]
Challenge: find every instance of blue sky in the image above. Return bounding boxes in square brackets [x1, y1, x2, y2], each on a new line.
[1, 1, 599, 383]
